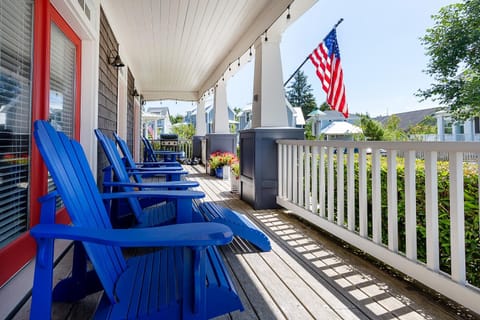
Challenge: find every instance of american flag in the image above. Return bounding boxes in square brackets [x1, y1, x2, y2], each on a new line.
[309, 29, 348, 118]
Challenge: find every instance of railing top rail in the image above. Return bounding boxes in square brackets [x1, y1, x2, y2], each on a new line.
[276, 139, 480, 153]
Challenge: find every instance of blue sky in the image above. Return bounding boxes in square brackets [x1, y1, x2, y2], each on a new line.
[153, 0, 459, 117]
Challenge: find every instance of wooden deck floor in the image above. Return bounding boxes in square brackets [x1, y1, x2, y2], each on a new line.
[13, 165, 476, 319]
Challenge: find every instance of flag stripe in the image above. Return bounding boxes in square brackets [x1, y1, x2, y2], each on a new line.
[309, 29, 348, 118]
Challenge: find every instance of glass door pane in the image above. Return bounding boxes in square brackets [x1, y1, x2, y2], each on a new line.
[0, 0, 33, 249]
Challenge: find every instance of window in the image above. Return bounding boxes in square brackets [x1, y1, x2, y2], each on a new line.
[0, 0, 33, 249]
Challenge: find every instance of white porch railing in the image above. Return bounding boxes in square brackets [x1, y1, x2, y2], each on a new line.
[277, 139, 480, 314]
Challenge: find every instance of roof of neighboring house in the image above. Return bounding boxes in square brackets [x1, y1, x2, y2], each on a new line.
[145, 106, 170, 117]
[320, 121, 363, 135]
[375, 107, 440, 130]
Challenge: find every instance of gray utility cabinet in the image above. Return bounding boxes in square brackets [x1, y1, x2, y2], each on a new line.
[239, 127, 304, 210]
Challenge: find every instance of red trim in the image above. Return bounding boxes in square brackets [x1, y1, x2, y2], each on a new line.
[0, 0, 83, 286]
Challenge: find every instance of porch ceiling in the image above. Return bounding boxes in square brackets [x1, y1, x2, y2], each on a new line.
[101, 0, 295, 102]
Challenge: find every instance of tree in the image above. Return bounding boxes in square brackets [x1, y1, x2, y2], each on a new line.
[418, 1, 480, 120]
[359, 115, 384, 141]
[319, 102, 330, 112]
[383, 115, 407, 141]
[286, 70, 317, 117]
[407, 116, 437, 136]
[170, 114, 184, 124]
[171, 123, 195, 140]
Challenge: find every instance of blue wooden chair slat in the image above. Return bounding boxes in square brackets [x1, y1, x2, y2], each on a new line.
[31, 120, 241, 319]
[198, 201, 272, 252]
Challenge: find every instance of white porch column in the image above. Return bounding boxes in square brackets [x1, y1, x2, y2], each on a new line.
[196, 99, 207, 136]
[252, 31, 288, 128]
[213, 81, 230, 133]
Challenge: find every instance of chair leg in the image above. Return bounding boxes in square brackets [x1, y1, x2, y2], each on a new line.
[31, 238, 54, 320]
[52, 242, 102, 302]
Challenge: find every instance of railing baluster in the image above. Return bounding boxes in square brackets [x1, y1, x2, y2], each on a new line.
[278, 143, 283, 198]
[293, 145, 298, 205]
[319, 146, 326, 217]
[449, 151, 466, 284]
[425, 150, 439, 271]
[405, 150, 417, 260]
[298, 145, 304, 207]
[304, 145, 311, 210]
[311, 146, 319, 215]
[387, 150, 398, 252]
[347, 148, 355, 231]
[337, 147, 344, 226]
[287, 144, 293, 201]
[327, 147, 335, 222]
[372, 149, 382, 244]
[283, 144, 288, 199]
[359, 147, 367, 237]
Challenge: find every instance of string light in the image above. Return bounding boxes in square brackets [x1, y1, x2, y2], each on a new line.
[237, 57, 240, 67]
[286, 5, 291, 20]
[249, 47, 252, 57]
[264, 30, 268, 42]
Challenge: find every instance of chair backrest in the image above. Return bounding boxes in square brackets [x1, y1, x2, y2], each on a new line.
[141, 136, 157, 162]
[33, 120, 126, 303]
[113, 132, 137, 170]
[94, 129, 146, 219]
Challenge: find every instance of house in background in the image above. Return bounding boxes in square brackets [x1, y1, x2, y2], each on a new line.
[375, 107, 480, 141]
[184, 101, 237, 134]
[307, 109, 361, 139]
[142, 106, 172, 138]
[238, 100, 305, 131]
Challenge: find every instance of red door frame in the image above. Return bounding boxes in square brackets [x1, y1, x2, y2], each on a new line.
[0, 0, 82, 286]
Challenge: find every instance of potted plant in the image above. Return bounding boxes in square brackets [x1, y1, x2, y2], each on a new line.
[208, 151, 238, 179]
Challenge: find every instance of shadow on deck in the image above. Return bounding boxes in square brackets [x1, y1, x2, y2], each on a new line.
[12, 164, 477, 319]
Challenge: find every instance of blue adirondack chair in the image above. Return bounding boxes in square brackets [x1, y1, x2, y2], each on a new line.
[97, 129, 186, 182]
[31, 120, 243, 319]
[95, 129, 200, 227]
[114, 132, 181, 168]
[142, 136, 183, 162]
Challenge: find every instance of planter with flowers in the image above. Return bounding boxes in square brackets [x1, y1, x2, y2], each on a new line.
[208, 151, 238, 180]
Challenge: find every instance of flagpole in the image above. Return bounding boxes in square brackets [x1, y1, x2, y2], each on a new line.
[283, 18, 344, 87]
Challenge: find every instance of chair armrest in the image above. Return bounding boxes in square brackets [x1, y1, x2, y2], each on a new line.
[100, 190, 204, 200]
[30, 222, 233, 247]
[102, 181, 199, 189]
[126, 167, 184, 172]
